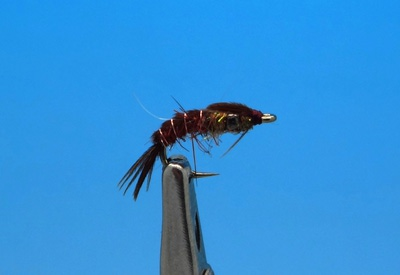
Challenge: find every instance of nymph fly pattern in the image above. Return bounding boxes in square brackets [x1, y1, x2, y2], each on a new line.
[119, 102, 276, 200]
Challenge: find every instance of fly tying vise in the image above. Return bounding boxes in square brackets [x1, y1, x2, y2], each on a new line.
[119, 102, 277, 200]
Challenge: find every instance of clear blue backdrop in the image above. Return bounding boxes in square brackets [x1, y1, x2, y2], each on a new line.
[1, 1, 399, 274]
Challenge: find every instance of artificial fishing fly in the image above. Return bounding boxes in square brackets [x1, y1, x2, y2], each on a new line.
[119, 102, 276, 200]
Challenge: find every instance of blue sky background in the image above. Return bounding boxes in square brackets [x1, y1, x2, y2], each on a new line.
[1, 1, 399, 274]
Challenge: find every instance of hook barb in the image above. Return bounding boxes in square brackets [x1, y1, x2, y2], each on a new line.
[192, 171, 219, 178]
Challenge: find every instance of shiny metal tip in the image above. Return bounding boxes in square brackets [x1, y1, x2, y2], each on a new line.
[262, 113, 277, 123]
[192, 171, 219, 178]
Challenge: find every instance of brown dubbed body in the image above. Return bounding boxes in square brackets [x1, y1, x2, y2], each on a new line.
[119, 102, 276, 200]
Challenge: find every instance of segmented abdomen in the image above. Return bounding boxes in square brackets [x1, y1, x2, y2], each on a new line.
[152, 109, 215, 147]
